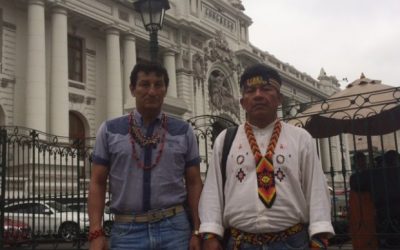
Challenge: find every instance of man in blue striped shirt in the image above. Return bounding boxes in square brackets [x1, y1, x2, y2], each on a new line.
[88, 63, 202, 250]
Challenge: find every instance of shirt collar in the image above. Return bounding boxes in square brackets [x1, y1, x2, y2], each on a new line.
[247, 118, 279, 131]
[133, 110, 163, 127]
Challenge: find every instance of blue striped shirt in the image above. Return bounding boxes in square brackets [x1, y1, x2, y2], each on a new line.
[92, 110, 201, 213]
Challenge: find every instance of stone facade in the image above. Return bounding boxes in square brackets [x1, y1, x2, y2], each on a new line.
[0, 0, 340, 138]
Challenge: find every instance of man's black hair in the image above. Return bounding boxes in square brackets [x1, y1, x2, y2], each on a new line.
[239, 63, 282, 89]
[130, 63, 169, 89]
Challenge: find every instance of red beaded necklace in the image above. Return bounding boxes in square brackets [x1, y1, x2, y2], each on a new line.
[244, 120, 282, 162]
[128, 111, 168, 169]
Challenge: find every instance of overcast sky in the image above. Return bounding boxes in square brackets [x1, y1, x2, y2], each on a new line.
[242, 0, 400, 88]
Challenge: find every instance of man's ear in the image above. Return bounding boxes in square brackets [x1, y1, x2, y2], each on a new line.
[130, 84, 136, 97]
[163, 86, 168, 97]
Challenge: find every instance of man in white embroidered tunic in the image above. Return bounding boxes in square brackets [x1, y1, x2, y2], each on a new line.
[88, 63, 202, 250]
[199, 64, 334, 250]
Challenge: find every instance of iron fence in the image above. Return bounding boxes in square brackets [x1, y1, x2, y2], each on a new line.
[1, 86, 400, 249]
[0, 126, 95, 249]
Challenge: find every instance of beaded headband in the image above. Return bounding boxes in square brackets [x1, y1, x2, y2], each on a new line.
[242, 76, 281, 91]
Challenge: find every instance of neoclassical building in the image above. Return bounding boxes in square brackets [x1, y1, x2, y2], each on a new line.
[0, 0, 341, 172]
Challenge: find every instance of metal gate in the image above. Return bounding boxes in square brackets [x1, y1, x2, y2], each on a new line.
[0, 104, 399, 249]
[0, 127, 94, 249]
[1, 128, 7, 248]
[187, 115, 237, 176]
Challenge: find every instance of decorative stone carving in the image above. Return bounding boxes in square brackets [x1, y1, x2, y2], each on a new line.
[192, 52, 206, 82]
[208, 70, 240, 120]
[228, 0, 245, 10]
[201, 31, 243, 119]
[204, 31, 237, 72]
[192, 52, 206, 95]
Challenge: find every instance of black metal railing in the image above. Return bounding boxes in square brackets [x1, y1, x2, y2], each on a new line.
[1, 84, 400, 249]
[0, 126, 95, 249]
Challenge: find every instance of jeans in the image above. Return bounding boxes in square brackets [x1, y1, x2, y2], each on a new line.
[226, 227, 310, 250]
[110, 211, 191, 250]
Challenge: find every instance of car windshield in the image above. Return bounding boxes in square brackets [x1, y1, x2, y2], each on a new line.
[47, 201, 74, 212]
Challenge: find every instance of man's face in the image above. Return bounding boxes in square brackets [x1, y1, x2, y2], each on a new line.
[240, 77, 282, 122]
[131, 71, 167, 113]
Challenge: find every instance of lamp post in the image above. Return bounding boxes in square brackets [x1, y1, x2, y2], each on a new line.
[134, 0, 170, 62]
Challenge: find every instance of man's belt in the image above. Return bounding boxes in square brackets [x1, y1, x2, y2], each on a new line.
[231, 223, 304, 248]
[114, 204, 184, 223]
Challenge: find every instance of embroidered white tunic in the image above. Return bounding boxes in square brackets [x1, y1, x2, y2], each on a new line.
[199, 121, 334, 238]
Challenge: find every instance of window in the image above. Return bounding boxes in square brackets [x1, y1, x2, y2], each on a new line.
[68, 35, 84, 82]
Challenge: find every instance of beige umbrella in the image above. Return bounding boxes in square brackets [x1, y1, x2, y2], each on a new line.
[287, 74, 400, 138]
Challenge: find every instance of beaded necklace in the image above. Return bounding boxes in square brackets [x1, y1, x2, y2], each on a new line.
[244, 120, 281, 162]
[128, 111, 168, 169]
[130, 112, 166, 147]
[244, 120, 282, 208]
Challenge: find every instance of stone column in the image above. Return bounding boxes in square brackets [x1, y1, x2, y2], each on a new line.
[26, 0, 46, 132]
[50, 6, 69, 137]
[163, 51, 177, 98]
[123, 34, 136, 110]
[331, 136, 343, 182]
[106, 28, 123, 118]
[320, 138, 331, 172]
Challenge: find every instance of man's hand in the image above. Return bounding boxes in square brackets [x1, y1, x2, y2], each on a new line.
[89, 236, 108, 250]
[202, 238, 222, 250]
[189, 235, 201, 250]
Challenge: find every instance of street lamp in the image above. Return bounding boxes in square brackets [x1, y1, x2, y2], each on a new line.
[134, 0, 170, 62]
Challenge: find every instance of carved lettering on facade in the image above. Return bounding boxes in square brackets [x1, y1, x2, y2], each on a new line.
[202, 3, 235, 31]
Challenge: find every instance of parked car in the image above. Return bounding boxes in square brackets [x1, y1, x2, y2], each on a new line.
[65, 200, 114, 237]
[4, 200, 89, 241]
[3, 217, 31, 246]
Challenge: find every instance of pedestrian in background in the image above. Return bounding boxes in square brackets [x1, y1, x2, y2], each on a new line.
[349, 151, 378, 250]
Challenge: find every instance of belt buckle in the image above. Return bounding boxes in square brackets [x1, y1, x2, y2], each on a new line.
[147, 211, 164, 223]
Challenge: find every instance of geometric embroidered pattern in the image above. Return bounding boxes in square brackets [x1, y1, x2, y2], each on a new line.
[230, 223, 304, 249]
[256, 157, 276, 207]
[236, 168, 246, 182]
[276, 168, 286, 182]
[245, 120, 282, 208]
